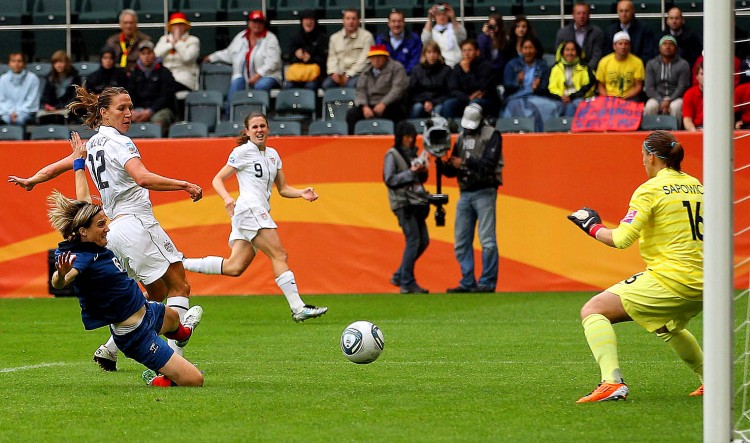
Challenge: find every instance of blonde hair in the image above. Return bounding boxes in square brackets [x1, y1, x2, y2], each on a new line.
[47, 191, 103, 240]
[67, 85, 129, 129]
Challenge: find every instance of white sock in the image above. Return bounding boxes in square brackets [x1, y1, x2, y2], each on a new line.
[104, 335, 119, 354]
[276, 270, 305, 313]
[183, 256, 223, 274]
[166, 296, 190, 356]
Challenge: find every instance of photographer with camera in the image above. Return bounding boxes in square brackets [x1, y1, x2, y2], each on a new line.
[441, 104, 503, 294]
[421, 3, 466, 68]
[383, 121, 431, 294]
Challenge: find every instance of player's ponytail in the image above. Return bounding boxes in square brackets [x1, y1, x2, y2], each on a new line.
[644, 130, 684, 172]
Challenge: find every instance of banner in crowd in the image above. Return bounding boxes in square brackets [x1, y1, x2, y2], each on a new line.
[0, 132, 747, 297]
[572, 96, 645, 132]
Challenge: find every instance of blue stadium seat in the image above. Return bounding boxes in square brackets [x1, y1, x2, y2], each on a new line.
[308, 120, 348, 135]
[78, 0, 124, 24]
[353, 118, 394, 135]
[322, 87, 355, 121]
[0, 0, 29, 25]
[30, 124, 69, 140]
[230, 89, 270, 123]
[495, 117, 535, 133]
[268, 119, 302, 136]
[0, 126, 24, 141]
[127, 122, 163, 139]
[168, 121, 209, 138]
[185, 90, 223, 132]
[213, 121, 243, 137]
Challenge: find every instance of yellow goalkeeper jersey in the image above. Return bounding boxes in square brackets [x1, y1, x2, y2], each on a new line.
[612, 168, 703, 300]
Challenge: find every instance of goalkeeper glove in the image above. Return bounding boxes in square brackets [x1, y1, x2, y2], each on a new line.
[567, 207, 604, 238]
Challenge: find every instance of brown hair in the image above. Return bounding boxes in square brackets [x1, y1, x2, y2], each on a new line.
[237, 112, 269, 145]
[67, 85, 129, 129]
[50, 50, 73, 82]
[420, 41, 444, 65]
[644, 130, 685, 172]
[487, 13, 507, 51]
[47, 190, 103, 240]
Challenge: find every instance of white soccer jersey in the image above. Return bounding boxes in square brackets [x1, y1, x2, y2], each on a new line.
[85, 125, 153, 219]
[227, 141, 282, 215]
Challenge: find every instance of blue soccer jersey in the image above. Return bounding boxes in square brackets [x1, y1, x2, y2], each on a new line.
[55, 241, 145, 330]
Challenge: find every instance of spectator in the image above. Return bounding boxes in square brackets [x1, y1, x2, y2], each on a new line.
[503, 15, 538, 64]
[604, 0, 657, 63]
[383, 121, 430, 294]
[85, 46, 128, 94]
[39, 50, 83, 124]
[346, 44, 408, 134]
[692, 54, 741, 87]
[322, 8, 374, 89]
[643, 35, 690, 125]
[502, 36, 559, 132]
[440, 103, 503, 294]
[154, 12, 200, 93]
[478, 13, 509, 86]
[105, 9, 152, 72]
[596, 31, 645, 100]
[421, 3, 467, 68]
[283, 10, 328, 90]
[127, 41, 177, 135]
[375, 9, 422, 75]
[0, 52, 40, 126]
[408, 41, 452, 118]
[548, 40, 596, 117]
[441, 39, 497, 119]
[205, 10, 281, 113]
[682, 61, 703, 132]
[736, 82, 750, 130]
[663, 7, 702, 68]
[555, 1, 605, 71]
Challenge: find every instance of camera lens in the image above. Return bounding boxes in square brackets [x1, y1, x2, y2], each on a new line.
[487, 24, 496, 30]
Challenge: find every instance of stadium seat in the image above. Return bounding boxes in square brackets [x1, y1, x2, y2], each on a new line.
[185, 90, 223, 132]
[354, 119, 394, 135]
[542, 53, 557, 67]
[276, 0, 323, 20]
[31, 0, 68, 24]
[174, 0, 220, 22]
[130, 0, 165, 23]
[522, 0, 563, 15]
[322, 87, 355, 121]
[230, 89, 270, 123]
[68, 124, 97, 139]
[495, 117, 535, 133]
[28, 61, 51, 79]
[308, 120, 348, 135]
[0, 0, 29, 25]
[226, 0, 264, 20]
[168, 122, 209, 138]
[543, 117, 573, 133]
[273, 88, 317, 122]
[200, 63, 233, 99]
[30, 124, 69, 140]
[78, 0, 124, 24]
[465, 0, 521, 16]
[268, 120, 302, 136]
[0, 126, 24, 141]
[73, 61, 99, 83]
[405, 118, 428, 132]
[640, 114, 679, 131]
[126, 122, 163, 139]
[213, 121, 243, 137]
[587, 0, 616, 13]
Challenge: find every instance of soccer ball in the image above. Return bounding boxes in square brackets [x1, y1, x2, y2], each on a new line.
[340, 321, 384, 364]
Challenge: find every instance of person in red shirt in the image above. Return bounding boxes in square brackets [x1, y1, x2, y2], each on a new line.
[682, 61, 703, 131]
[736, 81, 750, 129]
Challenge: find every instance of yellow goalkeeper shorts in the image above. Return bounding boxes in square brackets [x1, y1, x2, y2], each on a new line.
[608, 270, 703, 333]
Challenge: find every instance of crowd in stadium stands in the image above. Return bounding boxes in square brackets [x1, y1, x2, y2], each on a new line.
[2, 0, 750, 138]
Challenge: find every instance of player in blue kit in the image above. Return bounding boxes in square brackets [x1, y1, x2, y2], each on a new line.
[48, 134, 204, 387]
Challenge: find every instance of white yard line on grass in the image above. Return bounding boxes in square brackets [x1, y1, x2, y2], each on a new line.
[0, 362, 67, 373]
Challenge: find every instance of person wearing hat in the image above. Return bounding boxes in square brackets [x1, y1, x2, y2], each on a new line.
[421, 3, 466, 68]
[383, 121, 431, 294]
[440, 103, 503, 294]
[155, 12, 201, 92]
[345, 44, 408, 134]
[643, 34, 690, 125]
[595, 31, 645, 100]
[604, 0, 656, 62]
[283, 10, 328, 90]
[322, 8, 374, 89]
[127, 40, 177, 135]
[205, 10, 282, 113]
[105, 9, 152, 72]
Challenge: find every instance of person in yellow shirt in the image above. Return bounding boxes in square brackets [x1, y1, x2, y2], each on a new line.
[568, 130, 704, 403]
[595, 31, 644, 100]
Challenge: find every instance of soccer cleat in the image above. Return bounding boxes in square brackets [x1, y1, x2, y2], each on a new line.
[175, 305, 204, 348]
[142, 369, 158, 386]
[446, 285, 475, 293]
[93, 344, 117, 372]
[576, 382, 629, 403]
[689, 385, 704, 396]
[292, 305, 328, 322]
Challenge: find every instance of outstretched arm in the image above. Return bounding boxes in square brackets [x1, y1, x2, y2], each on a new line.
[51, 251, 80, 289]
[124, 158, 202, 201]
[8, 152, 75, 191]
[70, 132, 92, 203]
[274, 169, 318, 201]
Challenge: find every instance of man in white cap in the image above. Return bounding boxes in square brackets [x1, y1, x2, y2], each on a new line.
[595, 31, 644, 100]
[440, 103, 503, 294]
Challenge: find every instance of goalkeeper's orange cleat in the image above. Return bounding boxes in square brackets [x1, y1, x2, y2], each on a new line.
[576, 382, 629, 403]
[689, 385, 704, 396]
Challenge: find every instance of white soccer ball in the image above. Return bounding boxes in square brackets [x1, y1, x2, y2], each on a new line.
[340, 321, 384, 364]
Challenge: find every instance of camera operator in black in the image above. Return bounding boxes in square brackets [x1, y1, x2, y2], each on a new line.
[383, 121, 431, 294]
[441, 103, 503, 293]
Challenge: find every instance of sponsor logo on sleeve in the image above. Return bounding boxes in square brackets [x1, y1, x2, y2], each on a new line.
[621, 209, 637, 224]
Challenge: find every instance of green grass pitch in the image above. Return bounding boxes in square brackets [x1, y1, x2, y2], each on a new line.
[0, 292, 707, 442]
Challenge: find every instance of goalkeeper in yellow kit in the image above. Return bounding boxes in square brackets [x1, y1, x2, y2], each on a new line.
[568, 130, 704, 403]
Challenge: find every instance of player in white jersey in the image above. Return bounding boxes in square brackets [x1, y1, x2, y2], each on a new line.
[10, 86, 203, 370]
[183, 113, 328, 322]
